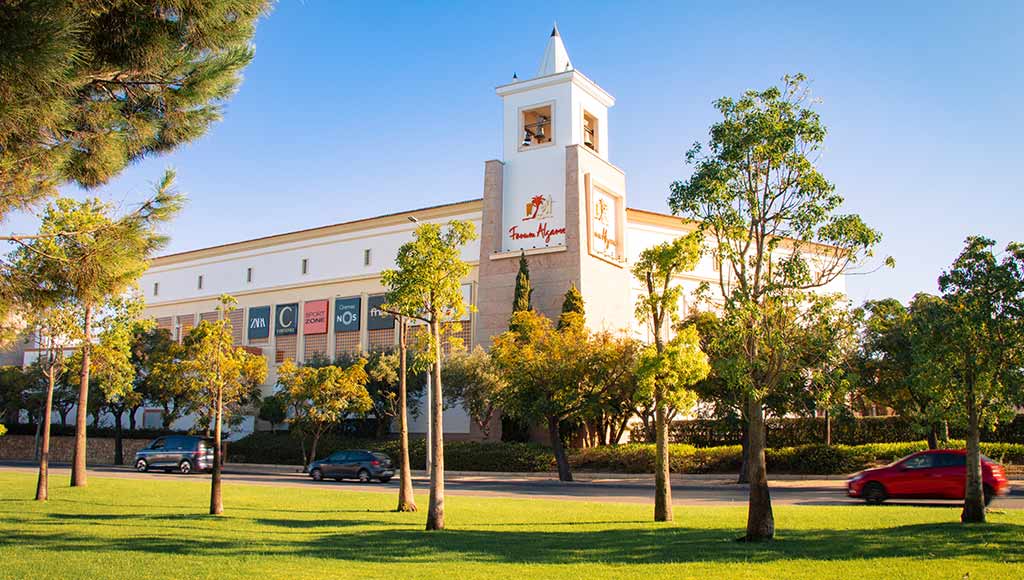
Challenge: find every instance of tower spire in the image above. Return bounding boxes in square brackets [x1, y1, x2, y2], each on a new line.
[537, 23, 572, 77]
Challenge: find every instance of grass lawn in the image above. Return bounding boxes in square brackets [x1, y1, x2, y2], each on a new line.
[0, 472, 1021, 579]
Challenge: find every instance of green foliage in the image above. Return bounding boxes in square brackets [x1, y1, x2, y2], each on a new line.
[152, 297, 267, 432]
[0, 0, 270, 217]
[855, 294, 956, 440]
[331, 348, 426, 435]
[556, 283, 585, 330]
[258, 394, 287, 431]
[276, 358, 373, 440]
[635, 325, 709, 412]
[631, 233, 701, 336]
[934, 236, 1024, 428]
[512, 252, 532, 315]
[0, 423, 5, 437]
[442, 346, 507, 439]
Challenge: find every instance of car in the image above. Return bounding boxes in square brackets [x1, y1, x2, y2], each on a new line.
[135, 435, 214, 474]
[847, 449, 1010, 505]
[308, 450, 394, 483]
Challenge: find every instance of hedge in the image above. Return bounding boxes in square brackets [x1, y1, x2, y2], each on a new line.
[228, 431, 555, 473]
[659, 415, 1024, 448]
[229, 431, 1024, 475]
[3, 422, 187, 440]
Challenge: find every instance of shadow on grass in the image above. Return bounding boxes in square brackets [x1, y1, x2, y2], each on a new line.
[4, 516, 1023, 565]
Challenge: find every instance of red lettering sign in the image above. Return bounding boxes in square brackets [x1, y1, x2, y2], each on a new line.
[303, 300, 329, 335]
[508, 222, 566, 245]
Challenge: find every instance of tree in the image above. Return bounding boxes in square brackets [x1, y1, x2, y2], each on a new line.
[442, 346, 506, 440]
[557, 283, 585, 330]
[129, 325, 180, 431]
[258, 394, 287, 432]
[579, 331, 643, 447]
[668, 74, 884, 540]
[856, 295, 953, 449]
[632, 234, 710, 521]
[0, 1, 269, 221]
[332, 348, 425, 439]
[9, 175, 182, 487]
[27, 304, 75, 501]
[381, 220, 477, 530]
[933, 236, 1024, 523]
[512, 252, 533, 315]
[493, 310, 595, 482]
[156, 296, 267, 515]
[276, 358, 372, 469]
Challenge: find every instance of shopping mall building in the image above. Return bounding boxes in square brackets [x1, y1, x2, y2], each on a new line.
[134, 27, 843, 439]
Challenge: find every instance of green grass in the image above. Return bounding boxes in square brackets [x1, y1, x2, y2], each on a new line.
[0, 472, 1021, 579]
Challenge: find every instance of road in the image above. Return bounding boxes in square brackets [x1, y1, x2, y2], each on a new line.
[3, 461, 1022, 509]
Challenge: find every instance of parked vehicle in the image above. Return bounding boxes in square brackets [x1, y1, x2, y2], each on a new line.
[308, 450, 394, 483]
[135, 435, 214, 474]
[847, 449, 1010, 505]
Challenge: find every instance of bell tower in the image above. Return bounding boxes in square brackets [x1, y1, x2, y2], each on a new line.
[476, 26, 631, 344]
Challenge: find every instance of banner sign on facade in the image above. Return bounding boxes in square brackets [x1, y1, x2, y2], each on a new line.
[274, 303, 298, 336]
[247, 306, 271, 340]
[367, 294, 395, 331]
[334, 296, 360, 332]
[303, 299, 329, 335]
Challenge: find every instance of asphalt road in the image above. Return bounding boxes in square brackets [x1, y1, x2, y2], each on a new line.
[3, 461, 1022, 509]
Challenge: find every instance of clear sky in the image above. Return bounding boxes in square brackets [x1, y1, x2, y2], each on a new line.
[5, 1, 1022, 304]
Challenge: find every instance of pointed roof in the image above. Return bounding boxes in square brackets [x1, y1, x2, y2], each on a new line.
[537, 23, 572, 77]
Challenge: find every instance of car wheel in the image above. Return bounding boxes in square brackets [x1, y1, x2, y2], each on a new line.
[378, 476, 392, 484]
[135, 459, 148, 473]
[357, 469, 371, 483]
[178, 460, 193, 475]
[310, 468, 324, 482]
[984, 485, 995, 507]
[863, 482, 887, 505]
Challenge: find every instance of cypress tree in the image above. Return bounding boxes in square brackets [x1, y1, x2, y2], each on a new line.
[557, 283, 585, 330]
[510, 252, 532, 329]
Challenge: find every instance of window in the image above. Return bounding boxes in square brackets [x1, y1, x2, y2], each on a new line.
[901, 454, 935, 470]
[583, 110, 599, 152]
[197, 275, 203, 290]
[301, 258, 309, 275]
[520, 104, 553, 149]
[150, 438, 166, 450]
[246, 267, 253, 283]
[153, 282, 159, 296]
[936, 453, 967, 468]
[363, 249, 372, 266]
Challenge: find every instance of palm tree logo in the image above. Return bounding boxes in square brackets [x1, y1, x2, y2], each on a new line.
[523, 195, 554, 221]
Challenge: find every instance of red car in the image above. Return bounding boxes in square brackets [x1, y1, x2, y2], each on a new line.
[847, 449, 1010, 505]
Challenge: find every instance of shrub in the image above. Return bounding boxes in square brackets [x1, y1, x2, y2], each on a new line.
[0, 424, 6, 437]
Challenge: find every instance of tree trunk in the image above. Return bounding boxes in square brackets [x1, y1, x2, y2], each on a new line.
[309, 431, 321, 469]
[70, 305, 93, 487]
[737, 415, 750, 484]
[397, 321, 417, 512]
[35, 368, 56, 501]
[128, 406, 138, 433]
[743, 397, 774, 541]
[927, 426, 939, 450]
[548, 415, 573, 482]
[654, 389, 673, 521]
[824, 408, 832, 447]
[210, 387, 224, 515]
[962, 388, 985, 523]
[113, 408, 125, 465]
[425, 318, 446, 531]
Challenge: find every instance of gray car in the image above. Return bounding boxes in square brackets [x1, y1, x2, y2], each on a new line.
[308, 450, 394, 483]
[135, 435, 214, 474]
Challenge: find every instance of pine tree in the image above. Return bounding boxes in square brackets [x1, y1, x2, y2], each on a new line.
[0, 0, 271, 220]
[557, 283, 585, 330]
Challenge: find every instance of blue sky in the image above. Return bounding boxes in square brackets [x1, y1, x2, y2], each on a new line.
[5, 1, 1022, 303]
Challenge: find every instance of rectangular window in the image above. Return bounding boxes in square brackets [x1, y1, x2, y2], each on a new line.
[153, 282, 159, 296]
[301, 258, 309, 275]
[246, 267, 253, 283]
[583, 110, 599, 152]
[197, 275, 203, 290]
[364, 249, 372, 266]
[520, 104, 553, 149]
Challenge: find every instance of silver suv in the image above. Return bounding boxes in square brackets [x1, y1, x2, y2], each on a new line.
[135, 435, 214, 474]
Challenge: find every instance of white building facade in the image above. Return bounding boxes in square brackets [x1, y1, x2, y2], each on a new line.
[131, 27, 845, 439]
